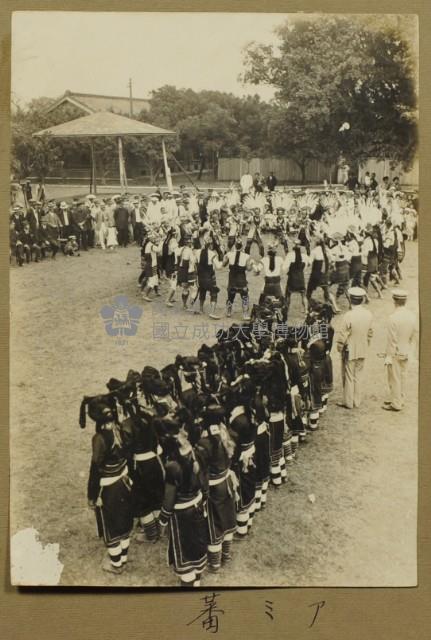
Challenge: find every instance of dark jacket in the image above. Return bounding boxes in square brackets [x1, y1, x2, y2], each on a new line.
[114, 206, 130, 229]
[266, 175, 278, 191]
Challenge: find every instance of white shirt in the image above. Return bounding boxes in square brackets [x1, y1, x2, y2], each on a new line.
[133, 205, 144, 224]
[385, 306, 417, 359]
[146, 201, 161, 225]
[195, 248, 223, 270]
[261, 255, 285, 277]
[361, 236, 375, 263]
[240, 173, 253, 194]
[283, 249, 310, 270]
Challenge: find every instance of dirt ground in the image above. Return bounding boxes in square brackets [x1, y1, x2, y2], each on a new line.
[10, 237, 418, 587]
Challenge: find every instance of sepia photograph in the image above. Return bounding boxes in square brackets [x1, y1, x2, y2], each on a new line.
[9, 11, 419, 587]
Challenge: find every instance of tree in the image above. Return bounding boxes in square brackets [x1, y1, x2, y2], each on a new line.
[11, 100, 61, 180]
[11, 99, 90, 180]
[242, 16, 418, 180]
[142, 85, 273, 179]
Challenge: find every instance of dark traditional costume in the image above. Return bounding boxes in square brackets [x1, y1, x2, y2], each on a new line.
[195, 406, 237, 571]
[159, 436, 208, 587]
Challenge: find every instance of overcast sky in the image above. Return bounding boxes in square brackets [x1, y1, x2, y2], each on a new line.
[11, 12, 295, 105]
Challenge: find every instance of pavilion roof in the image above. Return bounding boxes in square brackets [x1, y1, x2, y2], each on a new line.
[33, 111, 175, 138]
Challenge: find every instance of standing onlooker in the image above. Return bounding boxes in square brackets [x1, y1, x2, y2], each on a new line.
[24, 179, 33, 203]
[106, 205, 118, 250]
[43, 201, 62, 239]
[344, 172, 359, 191]
[266, 171, 278, 192]
[382, 289, 417, 412]
[114, 198, 130, 247]
[26, 199, 40, 235]
[36, 180, 46, 204]
[58, 202, 71, 239]
[240, 169, 253, 195]
[370, 172, 378, 191]
[336, 287, 373, 409]
[253, 172, 264, 193]
[363, 171, 371, 190]
[94, 203, 109, 250]
[390, 176, 401, 191]
[69, 200, 88, 250]
[380, 176, 390, 192]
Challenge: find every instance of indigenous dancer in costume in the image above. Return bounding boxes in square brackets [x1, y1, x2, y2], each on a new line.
[256, 243, 286, 306]
[304, 311, 327, 430]
[329, 234, 351, 304]
[158, 429, 208, 587]
[126, 408, 165, 543]
[195, 405, 237, 572]
[83, 396, 133, 575]
[307, 236, 338, 312]
[194, 234, 224, 318]
[266, 369, 288, 487]
[361, 225, 383, 299]
[223, 239, 256, 320]
[245, 208, 265, 258]
[226, 208, 241, 249]
[248, 365, 271, 512]
[162, 226, 179, 307]
[175, 234, 198, 311]
[345, 227, 363, 287]
[317, 303, 335, 413]
[140, 231, 162, 301]
[228, 376, 257, 538]
[284, 240, 310, 314]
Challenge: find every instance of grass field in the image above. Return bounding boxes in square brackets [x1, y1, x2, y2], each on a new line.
[10, 237, 418, 587]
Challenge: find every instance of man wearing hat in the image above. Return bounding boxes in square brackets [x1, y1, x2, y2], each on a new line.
[69, 200, 89, 251]
[42, 201, 62, 239]
[382, 289, 418, 411]
[146, 194, 162, 226]
[336, 287, 373, 409]
[10, 205, 25, 233]
[113, 197, 130, 247]
[57, 201, 71, 239]
[26, 199, 40, 234]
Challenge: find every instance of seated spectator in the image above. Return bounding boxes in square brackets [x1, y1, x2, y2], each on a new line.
[10, 221, 24, 266]
[37, 220, 59, 259]
[64, 235, 80, 257]
[19, 222, 41, 263]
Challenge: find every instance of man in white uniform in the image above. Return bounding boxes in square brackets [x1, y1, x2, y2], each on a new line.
[240, 171, 253, 195]
[382, 289, 418, 411]
[336, 287, 373, 409]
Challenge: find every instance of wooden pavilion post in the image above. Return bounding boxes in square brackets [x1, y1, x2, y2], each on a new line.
[161, 138, 173, 191]
[90, 140, 97, 195]
[117, 136, 128, 193]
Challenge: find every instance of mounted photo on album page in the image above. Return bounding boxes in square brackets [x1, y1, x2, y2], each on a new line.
[9, 11, 419, 587]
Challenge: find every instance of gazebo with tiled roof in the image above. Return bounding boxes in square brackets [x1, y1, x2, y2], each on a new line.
[34, 111, 175, 194]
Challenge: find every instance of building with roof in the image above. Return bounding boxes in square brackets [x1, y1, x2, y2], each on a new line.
[44, 90, 151, 118]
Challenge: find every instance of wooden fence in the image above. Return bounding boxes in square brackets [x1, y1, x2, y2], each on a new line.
[218, 156, 418, 187]
[357, 157, 418, 187]
[218, 157, 337, 184]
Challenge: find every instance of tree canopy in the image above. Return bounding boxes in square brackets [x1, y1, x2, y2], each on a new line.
[241, 15, 418, 178]
[11, 16, 417, 184]
[11, 87, 271, 181]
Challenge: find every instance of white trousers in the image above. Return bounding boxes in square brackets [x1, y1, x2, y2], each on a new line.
[341, 357, 365, 409]
[385, 357, 408, 410]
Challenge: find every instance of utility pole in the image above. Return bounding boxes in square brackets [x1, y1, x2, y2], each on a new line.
[128, 78, 133, 118]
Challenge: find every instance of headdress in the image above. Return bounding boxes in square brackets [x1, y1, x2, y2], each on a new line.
[243, 192, 267, 213]
[296, 192, 318, 214]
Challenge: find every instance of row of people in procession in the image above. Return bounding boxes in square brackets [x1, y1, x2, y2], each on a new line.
[9, 183, 417, 266]
[81, 296, 336, 585]
[138, 187, 413, 318]
[79, 186, 415, 585]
